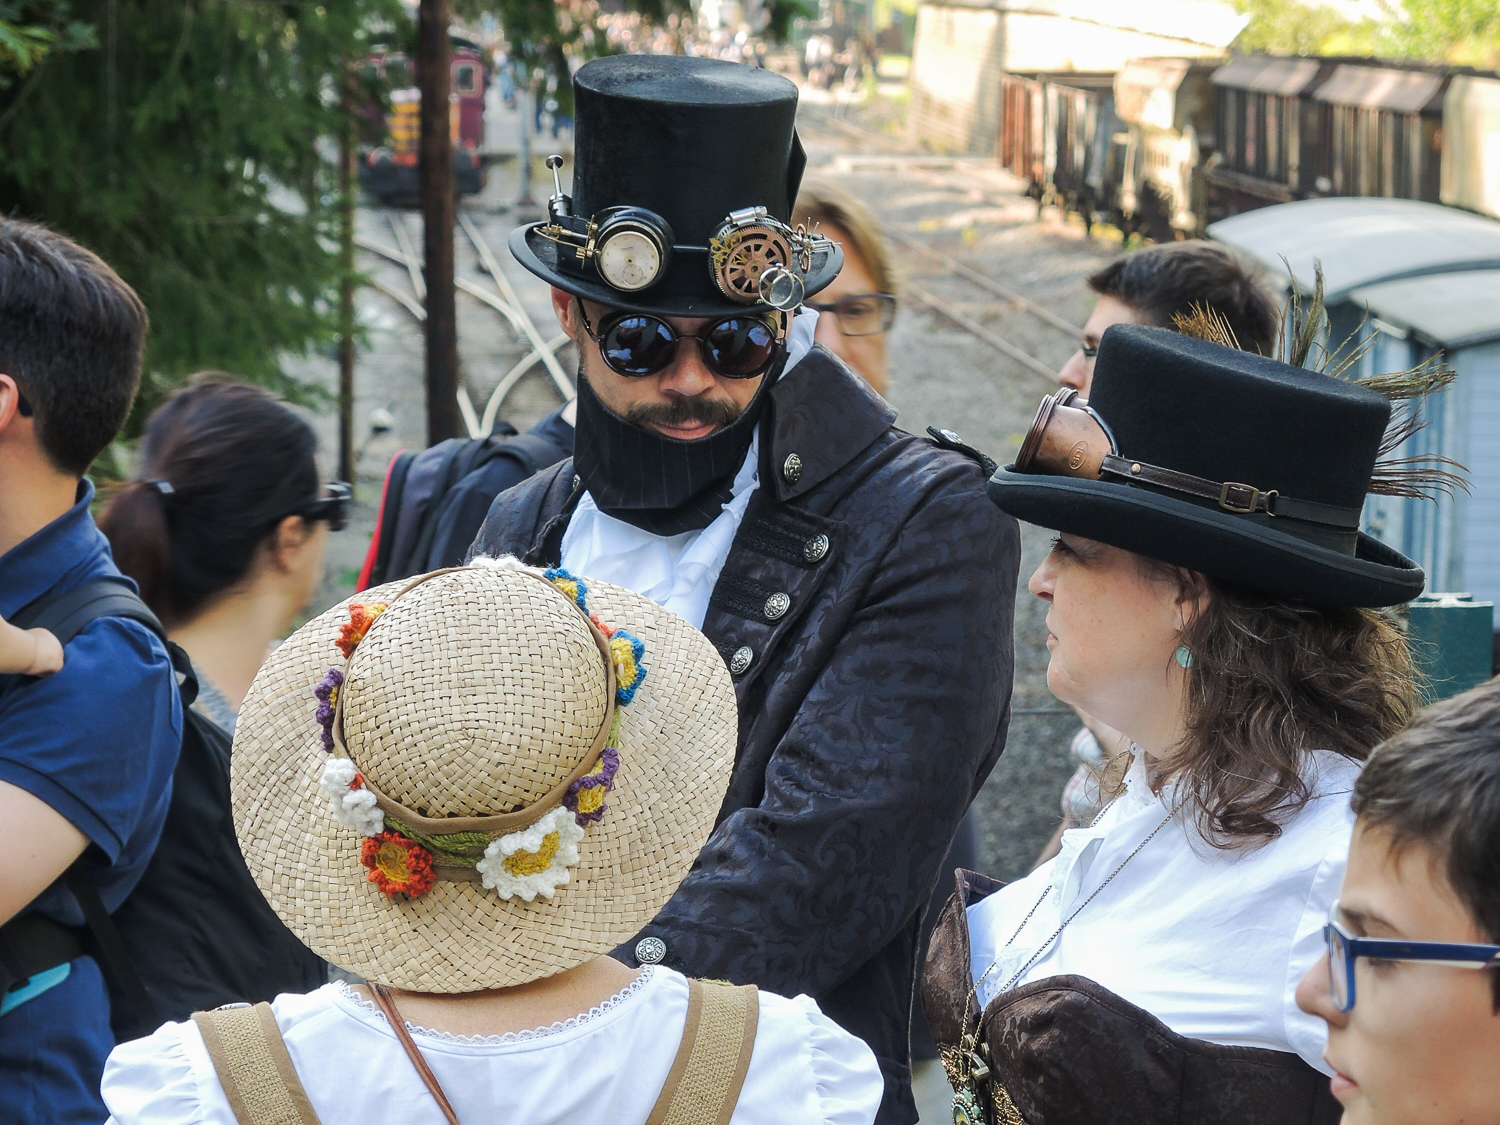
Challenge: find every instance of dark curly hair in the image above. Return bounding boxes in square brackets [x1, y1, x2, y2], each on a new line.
[1145, 566, 1416, 848]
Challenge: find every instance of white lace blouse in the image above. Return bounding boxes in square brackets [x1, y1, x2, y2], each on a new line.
[101, 967, 883, 1125]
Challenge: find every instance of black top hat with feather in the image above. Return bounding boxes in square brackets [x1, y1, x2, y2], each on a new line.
[987, 299, 1465, 607]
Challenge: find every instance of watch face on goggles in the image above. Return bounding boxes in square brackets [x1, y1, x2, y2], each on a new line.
[597, 225, 664, 292]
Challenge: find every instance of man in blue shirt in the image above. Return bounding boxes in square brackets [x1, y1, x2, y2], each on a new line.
[0, 220, 182, 1123]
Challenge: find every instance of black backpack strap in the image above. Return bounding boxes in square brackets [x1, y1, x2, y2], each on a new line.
[499, 431, 572, 477]
[61, 862, 156, 1028]
[0, 575, 192, 1028]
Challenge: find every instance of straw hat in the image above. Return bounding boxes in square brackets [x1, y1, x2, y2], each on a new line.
[231, 559, 738, 992]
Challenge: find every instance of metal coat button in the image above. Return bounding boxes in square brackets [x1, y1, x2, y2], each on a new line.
[635, 936, 667, 965]
[729, 646, 754, 676]
[764, 592, 791, 621]
[803, 533, 830, 562]
[783, 453, 802, 484]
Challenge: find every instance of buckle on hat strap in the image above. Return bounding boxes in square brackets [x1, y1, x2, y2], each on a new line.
[1099, 455, 1362, 530]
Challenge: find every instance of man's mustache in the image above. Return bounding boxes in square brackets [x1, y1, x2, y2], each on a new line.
[625, 395, 743, 431]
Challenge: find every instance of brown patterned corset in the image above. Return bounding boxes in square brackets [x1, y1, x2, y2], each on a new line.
[921, 869, 1344, 1125]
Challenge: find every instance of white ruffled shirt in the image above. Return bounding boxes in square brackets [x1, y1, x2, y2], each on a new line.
[102, 967, 882, 1125]
[558, 309, 820, 629]
[967, 750, 1359, 1073]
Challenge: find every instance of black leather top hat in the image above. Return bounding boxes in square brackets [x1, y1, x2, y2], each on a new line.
[987, 325, 1424, 607]
[510, 55, 842, 318]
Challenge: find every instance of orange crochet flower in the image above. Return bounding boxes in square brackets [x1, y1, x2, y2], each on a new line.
[336, 602, 388, 658]
[360, 830, 436, 897]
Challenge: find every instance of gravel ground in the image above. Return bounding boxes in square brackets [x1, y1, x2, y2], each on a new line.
[287, 88, 1128, 885]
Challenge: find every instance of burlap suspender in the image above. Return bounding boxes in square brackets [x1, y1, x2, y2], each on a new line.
[193, 979, 759, 1125]
[646, 980, 760, 1125]
[192, 1005, 319, 1125]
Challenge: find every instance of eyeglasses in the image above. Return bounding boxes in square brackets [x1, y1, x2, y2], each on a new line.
[1323, 900, 1500, 1012]
[300, 481, 351, 531]
[805, 293, 896, 337]
[576, 303, 781, 379]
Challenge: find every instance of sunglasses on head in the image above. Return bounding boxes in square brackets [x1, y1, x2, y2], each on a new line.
[576, 302, 781, 379]
[299, 481, 351, 531]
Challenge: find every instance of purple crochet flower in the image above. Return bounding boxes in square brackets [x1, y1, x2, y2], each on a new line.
[563, 746, 619, 826]
[313, 667, 344, 752]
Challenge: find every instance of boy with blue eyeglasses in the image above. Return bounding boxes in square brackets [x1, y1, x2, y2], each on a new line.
[1297, 677, 1500, 1125]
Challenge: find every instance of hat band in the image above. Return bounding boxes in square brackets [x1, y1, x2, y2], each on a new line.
[330, 568, 619, 845]
[1096, 456, 1363, 530]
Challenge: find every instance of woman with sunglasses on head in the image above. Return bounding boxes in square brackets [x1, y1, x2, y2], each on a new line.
[921, 323, 1437, 1125]
[95, 378, 345, 1036]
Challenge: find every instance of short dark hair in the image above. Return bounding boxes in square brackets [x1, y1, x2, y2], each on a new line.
[0, 219, 148, 475]
[98, 380, 318, 629]
[1353, 677, 1500, 1006]
[1088, 242, 1278, 357]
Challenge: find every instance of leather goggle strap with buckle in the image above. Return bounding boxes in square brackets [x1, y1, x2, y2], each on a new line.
[1098, 455, 1363, 530]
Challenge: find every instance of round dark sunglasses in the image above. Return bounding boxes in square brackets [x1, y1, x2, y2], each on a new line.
[577, 304, 780, 379]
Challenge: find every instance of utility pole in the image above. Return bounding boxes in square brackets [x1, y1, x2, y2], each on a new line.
[418, 0, 461, 444]
[516, 59, 534, 208]
[337, 65, 358, 488]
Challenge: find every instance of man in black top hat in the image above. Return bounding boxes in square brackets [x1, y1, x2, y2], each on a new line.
[470, 55, 1018, 1123]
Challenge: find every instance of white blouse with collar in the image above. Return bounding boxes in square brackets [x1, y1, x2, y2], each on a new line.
[967, 750, 1359, 1073]
[101, 966, 882, 1125]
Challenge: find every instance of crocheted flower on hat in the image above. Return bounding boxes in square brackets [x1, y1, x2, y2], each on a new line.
[608, 631, 647, 705]
[313, 668, 344, 752]
[335, 601, 388, 658]
[361, 830, 437, 897]
[475, 806, 585, 901]
[563, 746, 620, 826]
[319, 757, 385, 837]
[542, 567, 587, 609]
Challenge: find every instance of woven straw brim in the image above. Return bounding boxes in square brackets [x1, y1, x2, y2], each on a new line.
[231, 572, 738, 992]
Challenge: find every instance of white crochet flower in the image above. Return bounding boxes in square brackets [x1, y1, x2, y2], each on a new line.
[476, 806, 585, 901]
[318, 757, 385, 837]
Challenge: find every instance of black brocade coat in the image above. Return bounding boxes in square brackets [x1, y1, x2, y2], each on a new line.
[470, 347, 1019, 1124]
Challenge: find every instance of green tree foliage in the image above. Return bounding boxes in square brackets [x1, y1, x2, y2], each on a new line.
[0, 1, 94, 79]
[1232, 0, 1500, 67]
[0, 0, 405, 439]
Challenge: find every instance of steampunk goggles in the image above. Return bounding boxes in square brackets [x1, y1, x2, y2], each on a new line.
[537, 155, 836, 312]
[1015, 389, 1362, 531]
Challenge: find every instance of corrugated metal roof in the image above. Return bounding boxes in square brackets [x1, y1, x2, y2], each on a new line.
[1212, 54, 1321, 95]
[1347, 271, 1500, 349]
[1207, 198, 1500, 301]
[1313, 64, 1444, 113]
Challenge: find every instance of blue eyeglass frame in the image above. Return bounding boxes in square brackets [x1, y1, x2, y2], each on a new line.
[1324, 899, 1500, 1012]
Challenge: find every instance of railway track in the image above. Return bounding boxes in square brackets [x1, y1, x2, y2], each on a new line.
[358, 210, 574, 439]
[797, 108, 1083, 385]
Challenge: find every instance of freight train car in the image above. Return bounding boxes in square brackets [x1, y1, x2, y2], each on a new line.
[1000, 53, 1500, 240]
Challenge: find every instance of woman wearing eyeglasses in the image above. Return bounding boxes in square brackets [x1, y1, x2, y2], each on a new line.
[95, 378, 345, 1037]
[794, 179, 899, 396]
[921, 324, 1439, 1125]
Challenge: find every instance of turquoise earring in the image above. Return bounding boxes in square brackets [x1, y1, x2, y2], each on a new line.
[1174, 645, 1194, 670]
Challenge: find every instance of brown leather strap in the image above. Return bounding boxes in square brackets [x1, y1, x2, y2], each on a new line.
[1098, 454, 1363, 529]
[368, 984, 461, 1125]
[646, 979, 759, 1125]
[192, 1004, 321, 1125]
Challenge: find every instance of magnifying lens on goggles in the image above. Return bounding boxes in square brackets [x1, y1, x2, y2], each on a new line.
[1014, 389, 1117, 478]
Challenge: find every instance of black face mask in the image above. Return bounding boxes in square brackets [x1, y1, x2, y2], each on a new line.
[572, 348, 784, 537]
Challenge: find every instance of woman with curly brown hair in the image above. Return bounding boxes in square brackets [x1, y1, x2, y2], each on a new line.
[922, 324, 1431, 1125]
